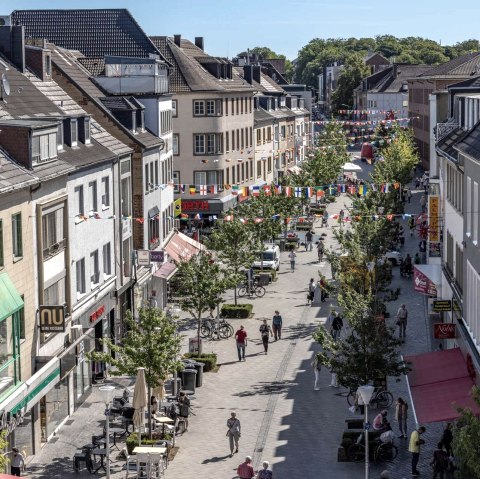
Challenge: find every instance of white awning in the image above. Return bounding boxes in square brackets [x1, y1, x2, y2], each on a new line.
[342, 162, 362, 172]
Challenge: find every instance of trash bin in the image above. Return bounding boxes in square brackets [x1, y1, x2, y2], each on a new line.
[180, 368, 197, 392]
[279, 239, 286, 252]
[192, 361, 204, 388]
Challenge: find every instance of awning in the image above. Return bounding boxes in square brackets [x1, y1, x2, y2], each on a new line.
[153, 262, 178, 280]
[413, 264, 442, 296]
[148, 206, 160, 218]
[343, 162, 362, 172]
[287, 165, 302, 175]
[0, 273, 24, 322]
[404, 348, 480, 424]
[165, 231, 204, 263]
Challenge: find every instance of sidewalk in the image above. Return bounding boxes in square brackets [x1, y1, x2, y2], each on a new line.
[25, 166, 442, 479]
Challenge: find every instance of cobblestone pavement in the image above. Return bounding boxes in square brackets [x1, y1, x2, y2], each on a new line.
[26, 161, 444, 479]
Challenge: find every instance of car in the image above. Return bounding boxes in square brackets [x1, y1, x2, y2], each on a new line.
[383, 250, 402, 266]
[252, 244, 280, 271]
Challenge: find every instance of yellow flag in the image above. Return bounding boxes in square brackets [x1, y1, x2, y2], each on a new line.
[174, 198, 182, 217]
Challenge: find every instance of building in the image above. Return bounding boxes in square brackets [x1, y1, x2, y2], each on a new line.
[354, 64, 432, 121]
[364, 52, 390, 74]
[318, 64, 343, 115]
[408, 52, 480, 169]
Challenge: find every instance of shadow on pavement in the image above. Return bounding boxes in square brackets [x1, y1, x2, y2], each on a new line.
[201, 454, 232, 464]
[233, 380, 296, 397]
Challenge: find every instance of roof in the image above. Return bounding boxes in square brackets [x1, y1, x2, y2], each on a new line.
[436, 127, 465, 162]
[364, 52, 390, 65]
[369, 64, 433, 93]
[0, 147, 38, 192]
[454, 120, 480, 162]
[448, 75, 480, 90]
[254, 108, 275, 126]
[150, 36, 255, 93]
[48, 44, 162, 149]
[419, 52, 480, 78]
[233, 66, 285, 95]
[11, 9, 165, 61]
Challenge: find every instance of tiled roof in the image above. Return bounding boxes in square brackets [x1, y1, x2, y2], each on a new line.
[419, 52, 480, 78]
[448, 76, 480, 90]
[11, 9, 164, 60]
[0, 147, 38, 192]
[78, 57, 106, 76]
[454, 121, 480, 161]
[100, 96, 139, 111]
[370, 65, 432, 93]
[254, 108, 275, 126]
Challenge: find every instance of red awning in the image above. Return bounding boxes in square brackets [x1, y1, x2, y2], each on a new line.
[0, 475, 29, 479]
[153, 262, 178, 280]
[164, 231, 203, 263]
[405, 348, 480, 423]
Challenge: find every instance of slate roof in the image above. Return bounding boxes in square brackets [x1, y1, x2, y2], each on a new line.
[0, 147, 38, 192]
[436, 127, 465, 162]
[419, 52, 480, 78]
[11, 9, 165, 60]
[254, 108, 276, 126]
[454, 121, 480, 162]
[78, 57, 106, 76]
[448, 76, 480, 90]
[369, 64, 432, 93]
[150, 36, 255, 93]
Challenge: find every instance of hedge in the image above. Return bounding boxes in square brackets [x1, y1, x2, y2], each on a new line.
[183, 352, 217, 372]
[252, 269, 277, 282]
[285, 242, 298, 251]
[126, 432, 172, 455]
[221, 303, 253, 319]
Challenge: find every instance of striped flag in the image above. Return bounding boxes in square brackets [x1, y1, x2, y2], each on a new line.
[252, 186, 260, 197]
[294, 187, 303, 198]
[199, 185, 207, 196]
[284, 186, 292, 197]
[232, 185, 239, 196]
[304, 187, 312, 198]
[209, 184, 218, 194]
[180, 184, 186, 194]
[275, 184, 282, 195]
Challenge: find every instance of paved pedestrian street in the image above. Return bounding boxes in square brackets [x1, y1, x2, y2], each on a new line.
[26, 172, 443, 479]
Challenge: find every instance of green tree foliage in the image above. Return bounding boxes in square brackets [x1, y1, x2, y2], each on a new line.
[453, 387, 480, 479]
[175, 251, 229, 351]
[331, 54, 370, 111]
[0, 430, 9, 469]
[207, 217, 261, 304]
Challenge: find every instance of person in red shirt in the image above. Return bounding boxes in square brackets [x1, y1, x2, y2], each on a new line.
[235, 325, 248, 361]
[237, 456, 255, 479]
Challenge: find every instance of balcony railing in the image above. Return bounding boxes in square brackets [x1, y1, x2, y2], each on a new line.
[436, 119, 459, 142]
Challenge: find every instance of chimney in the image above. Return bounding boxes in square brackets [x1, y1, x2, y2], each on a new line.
[0, 25, 25, 72]
[243, 64, 254, 84]
[393, 64, 398, 79]
[252, 65, 261, 84]
[173, 34, 181, 47]
[194, 37, 204, 51]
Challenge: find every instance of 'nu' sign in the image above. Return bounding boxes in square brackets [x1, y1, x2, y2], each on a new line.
[39, 305, 66, 333]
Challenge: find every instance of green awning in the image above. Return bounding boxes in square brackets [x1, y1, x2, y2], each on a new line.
[0, 273, 24, 322]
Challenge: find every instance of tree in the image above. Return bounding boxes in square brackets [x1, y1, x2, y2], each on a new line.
[175, 251, 229, 352]
[0, 430, 9, 469]
[453, 387, 480, 479]
[88, 307, 182, 438]
[207, 217, 261, 305]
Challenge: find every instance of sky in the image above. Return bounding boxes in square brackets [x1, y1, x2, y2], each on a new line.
[2, 0, 480, 60]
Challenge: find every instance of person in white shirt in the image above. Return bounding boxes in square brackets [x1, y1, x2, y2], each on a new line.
[380, 424, 395, 444]
[10, 448, 25, 476]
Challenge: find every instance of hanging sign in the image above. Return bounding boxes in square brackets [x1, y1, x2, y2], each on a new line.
[429, 195, 440, 243]
[432, 300, 452, 312]
[434, 323, 456, 339]
[150, 250, 165, 263]
[137, 250, 151, 267]
[39, 305, 66, 333]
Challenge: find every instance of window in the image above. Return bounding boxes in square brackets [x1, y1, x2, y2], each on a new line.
[12, 213, 22, 258]
[121, 177, 131, 216]
[231, 98, 235, 115]
[44, 277, 65, 305]
[232, 165, 236, 184]
[466, 176, 472, 236]
[236, 98, 239, 115]
[241, 97, 244, 114]
[446, 231, 454, 274]
[232, 130, 235, 150]
[0, 220, 3, 267]
[456, 244, 463, 292]
[474, 181, 478, 245]
[154, 161, 159, 188]
[257, 160, 262, 178]
[145, 164, 149, 192]
[281, 126, 286, 138]
[207, 134, 216, 154]
[173, 171, 180, 193]
[83, 118, 91, 144]
[207, 100, 216, 116]
[194, 134, 205, 154]
[173, 134, 179, 155]
[194, 134, 222, 155]
[194, 171, 223, 188]
[150, 163, 154, 190]
[101, 177, 110, 209]
[90, 250, 99, 286]
[74, 185, 84, 218]
[226, 132, 229, 152]
[32, 133, 57, 164]
[45, 55, 52, 76]
[71, 119, 78, 146]
[103, 243, 112, 277]
[42, 208, 64, 253]
[76, 259, 86, 296]
[256, 129, 261, 145]
[172, 99, 177, 117]
[249, 97, 252, 113]
[18, 297, 25, 340]
[225, 98, 229, 116]
[225, 167, 229, 184]
[236, 130, 240, 150]
[194, 100, 205, 116]
[268, 157, 272, 173]
[267, 127, 272, 141]
[88, 181, 97, 212]
[149, 215, 160, 249]
[57, 123, 64, 151]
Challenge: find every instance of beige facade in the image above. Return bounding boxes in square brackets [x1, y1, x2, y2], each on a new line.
[253, 121, 275, 184]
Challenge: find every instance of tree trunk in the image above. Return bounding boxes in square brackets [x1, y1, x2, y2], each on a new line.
[234, 286, 237, 306]
[197, 314, 202, 354]
[147, 383, 152, 440]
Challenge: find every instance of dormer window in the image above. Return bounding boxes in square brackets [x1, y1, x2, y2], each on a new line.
[45, 54, 52, 77]
[78, 117, 91, 145]
[32, 131, 58, 165]
[57, 122, 64, 151]
[71, 119, 78, 146]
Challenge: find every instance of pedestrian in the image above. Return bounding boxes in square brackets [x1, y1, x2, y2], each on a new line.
[420, 194, 427, 212]
[331, 313, 343, 340]
[325, 309, 336, 332]
[330, 367, 339, 388]
[259, 319, 273, 354]
[441, 423, 453, 456]
[317, 240, 324, 262]
[150, 395, 158, 415]
[431, 442, 449, 479]
[307, 278, 316, 305]
[305, 230, 313, 251]
[257, 460, 273, 479]
[234, 325, 247, 361]
[226, 412, 241, 457]
[379, 423, 395, 443]
[408, 216, 415, 237]
[396, 304, 408, 340]
[409, 425, 426, 477]
[272, 311, 282, 340]
[339, 208, 345, 225]
[395, 397, 408, 438]
[319, 276, 328, 302]
[322, 210, 329, 227]
[414, 253, 420, 264]
[236, 456, 255, 478]
[311, 353, 322, 391]
[178, 391, 191, 431]
[354, 389, 365, 415]
[288, 250, 296, 272]
[9, 448, 25, 477]
[373, 410, 389, 432]
[406, 186, 412, 203]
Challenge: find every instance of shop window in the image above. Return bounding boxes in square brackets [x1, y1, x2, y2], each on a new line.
[14, 409, 34, 457]
[0, 312, 21, 395]
[11, 213, 23, 259]
[40, 377, 69, 443]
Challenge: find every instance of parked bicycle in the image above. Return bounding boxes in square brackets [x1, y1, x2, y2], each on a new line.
[346, 388, 394, 409]
[200, 318, 234, 339]
[237, 279, 266, 298]
[348, 435, 398, 463]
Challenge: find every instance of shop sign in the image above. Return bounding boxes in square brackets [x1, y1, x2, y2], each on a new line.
[434, 323, 456, 339]
[429, 195, 440, 242]
[39, 305, 66, 333]
[413, 268, 437, 296]
[182, 200, 209, 212]
[150, 250, 165, 262]
[433, 300, 452, 312]
[429, 242, 441, 258]
[137, 250, 151, 267]
[0, 410, 25, 434]
[90, 305, 105, 323]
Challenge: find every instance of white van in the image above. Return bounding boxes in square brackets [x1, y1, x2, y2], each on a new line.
[253, 244, 281, 271]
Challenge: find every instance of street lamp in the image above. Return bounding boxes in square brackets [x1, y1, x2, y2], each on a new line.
[357, 385, 375, 479]
[99, 385, 116, 479]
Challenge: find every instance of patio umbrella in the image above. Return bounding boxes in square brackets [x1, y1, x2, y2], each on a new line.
[153, 380, 166, 401]
[132, 367, 148, 445]
[342, 162, 362, 172]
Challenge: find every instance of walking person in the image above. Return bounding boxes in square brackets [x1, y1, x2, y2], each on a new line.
[9, 448, 25, 477]
[441, 423, 453, 457]
[322, 210, 329, 227]
[431, 442, 449, 479]
[339, 208, 345, 225]
[409, 426, 426, 477]
[317, 240, 324, 262]
[259, 319, 273, 354]
[396, 304, 408, 341]
[288, 250, 296, 272]
[307, 278, 316, 305]
[420, 194, 427, 213]
[272, 311, 282, 340]
[236, 456, 255, 478]
[311, 353, 322, 391]
[226, 412, 241, 457]
[305, 230, 313, 251]
[395, 397, 408, 438]
[408, 215, 415, 237]
[331, 313, 343, 341]
[257, 460, 273, 479]
[234, 325, 247, 361]
[178, 391, 191, 431]
[406, 186, 412, 203]
[319, 275, 328, 302]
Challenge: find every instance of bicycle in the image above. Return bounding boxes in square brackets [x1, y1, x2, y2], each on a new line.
[348, 436, 398, 463]
[200, 318, 234, 339]
[346, 388, 394, 409]
[237, 280, 266, 298]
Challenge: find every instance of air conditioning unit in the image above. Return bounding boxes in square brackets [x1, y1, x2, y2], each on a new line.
[0, 16, 11, 27]
[70, 325, 83, 342]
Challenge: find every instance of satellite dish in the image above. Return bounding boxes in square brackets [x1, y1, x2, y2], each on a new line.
[1, 74, 10, 96]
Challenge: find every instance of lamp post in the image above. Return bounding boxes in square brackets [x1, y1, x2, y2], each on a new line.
[99, 385, 116, 479]
[357, 385, 375, 479]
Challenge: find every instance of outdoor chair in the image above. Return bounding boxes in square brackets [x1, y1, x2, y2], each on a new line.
[136, 452, 150, 478]
[122, 447, 137, 479]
